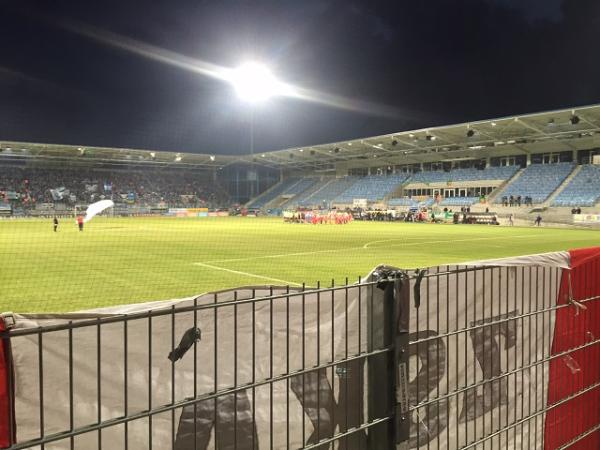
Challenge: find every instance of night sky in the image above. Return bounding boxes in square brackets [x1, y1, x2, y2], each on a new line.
[1, 0, 599, 155]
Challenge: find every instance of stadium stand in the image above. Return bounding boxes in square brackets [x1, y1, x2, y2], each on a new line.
[407, 166, 519, 184]
[252, 167, 522, 211]
[283, 177, 319, 195]
[333, 174, 409, 203]
[0, 166, 229, 208]
[246, 177, 300, 208]
[283, 178, 331, 208]
[552, 164, 600, 207]
[494, 162, 575, 204]
[310, 176, 358, 205]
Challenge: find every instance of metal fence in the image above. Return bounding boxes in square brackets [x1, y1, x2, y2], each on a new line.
[1, 262, 600, 449]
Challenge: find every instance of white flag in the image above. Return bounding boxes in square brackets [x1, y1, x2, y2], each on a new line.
[84, 199, 114, 222]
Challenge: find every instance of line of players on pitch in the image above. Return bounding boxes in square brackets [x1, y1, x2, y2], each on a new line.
[283, 210, 353, 225]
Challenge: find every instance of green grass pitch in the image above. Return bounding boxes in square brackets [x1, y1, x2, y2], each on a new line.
[1, 216, 599, 313]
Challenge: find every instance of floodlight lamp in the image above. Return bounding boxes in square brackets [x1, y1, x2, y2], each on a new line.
[209, 155, 215, 161]
[229, 62, 292, 103]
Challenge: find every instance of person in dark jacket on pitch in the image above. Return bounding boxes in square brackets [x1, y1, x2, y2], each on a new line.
[53, 217, 58, 232]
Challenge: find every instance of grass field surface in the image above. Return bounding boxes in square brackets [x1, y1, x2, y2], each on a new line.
[1, 216, 599, 312]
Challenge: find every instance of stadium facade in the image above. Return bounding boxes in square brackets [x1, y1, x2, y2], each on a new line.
[1, 104, 600, 218]
[2, 105, 600, 449]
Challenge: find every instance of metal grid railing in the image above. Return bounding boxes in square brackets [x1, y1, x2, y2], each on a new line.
[2, 263, 600, 449]
[2, 279, 395, 450]
[401, 264, 600, 450]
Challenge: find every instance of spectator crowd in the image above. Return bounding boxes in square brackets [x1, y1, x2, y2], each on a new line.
[0, 165, 230, 209]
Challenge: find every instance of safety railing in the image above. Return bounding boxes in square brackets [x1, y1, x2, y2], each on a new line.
[1, 262, 600, 449]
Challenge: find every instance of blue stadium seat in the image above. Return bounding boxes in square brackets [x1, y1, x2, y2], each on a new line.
[408, 166, 519, 184]
[247, 178, 301, 208]
[334, 174, 409, 203]
[311, 177, 359, 204]
[284, 179, 332, 208]
[494, 163, 575, 204]
[283, 178, 318, 195]
[552, 165, 600, 207]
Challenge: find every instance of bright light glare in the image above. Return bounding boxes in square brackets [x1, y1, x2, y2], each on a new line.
[229, 62, 293, 103]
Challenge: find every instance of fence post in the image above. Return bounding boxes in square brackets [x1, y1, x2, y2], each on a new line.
[0, 313, 16, 449]
[382, 275, 398, 449]
[368, 269, 409, 449]
[394, 274, 411, 449]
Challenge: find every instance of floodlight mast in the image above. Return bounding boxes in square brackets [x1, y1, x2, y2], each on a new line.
[229, 62, 287, 197]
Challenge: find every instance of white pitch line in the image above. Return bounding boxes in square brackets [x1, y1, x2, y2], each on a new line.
[202, 234, 542, 265]
[206, 246, 365, 264]
[194, 262, 302, 286]
[362, 236, 429, 249]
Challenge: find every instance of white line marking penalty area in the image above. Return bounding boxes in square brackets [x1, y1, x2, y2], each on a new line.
[193, 262, 302, 286]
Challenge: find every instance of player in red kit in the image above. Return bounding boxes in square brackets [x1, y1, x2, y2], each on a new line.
[76, 215, 84, 231]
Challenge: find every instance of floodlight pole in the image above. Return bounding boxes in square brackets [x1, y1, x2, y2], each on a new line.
[249, 106, 259, 197]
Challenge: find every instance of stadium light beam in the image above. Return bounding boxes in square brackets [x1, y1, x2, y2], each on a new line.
[46, 17, 421, 119]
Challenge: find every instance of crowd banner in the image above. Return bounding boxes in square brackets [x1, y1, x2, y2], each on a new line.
[207, 211, 229, 217]
[0, 247, 599, 449]
[167, 208, 209, 217]
[573, 213, 600, 224]
[353, 199, 367, 208]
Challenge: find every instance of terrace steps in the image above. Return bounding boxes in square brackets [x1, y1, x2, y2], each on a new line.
[303, 178, 336, 204]
[487, 168, 524, 203]
[263, 178, 307, 208]
[245, 179, 285, 207]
